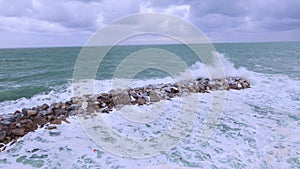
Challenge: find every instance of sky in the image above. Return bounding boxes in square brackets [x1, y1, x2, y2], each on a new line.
[0, 0, 299, 48]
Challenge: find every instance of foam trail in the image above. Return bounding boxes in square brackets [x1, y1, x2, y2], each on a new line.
[1, 52, 299, 168]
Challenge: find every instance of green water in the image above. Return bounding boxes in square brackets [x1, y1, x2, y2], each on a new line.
[0, 42, 299, 102]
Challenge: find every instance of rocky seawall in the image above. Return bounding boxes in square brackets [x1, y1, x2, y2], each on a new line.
[0, 77, 250, 151]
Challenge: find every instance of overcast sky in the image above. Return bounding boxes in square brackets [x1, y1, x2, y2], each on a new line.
[0, 0, 299, 48]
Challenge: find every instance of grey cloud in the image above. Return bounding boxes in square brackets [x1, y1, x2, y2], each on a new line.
[0, 0, 33, 17]
[32, 0, 102, 30]
[257, 17, 300, 31]
[249, 0, 300, 19]
[0, 0, 103, 33]
[144, 0, 248, 17]
[189, 0, 248, 17]
[70, 0, 102, 2]
[193, 14, 245, 32]
[0, 0, 299, 47]
[144, 0, 300, 34]
[101, 0, 140, 23]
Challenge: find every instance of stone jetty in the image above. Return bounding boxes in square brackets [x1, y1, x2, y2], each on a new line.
[0, 76, 250, 151]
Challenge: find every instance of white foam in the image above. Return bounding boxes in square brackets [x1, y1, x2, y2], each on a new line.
[0, 83, 72, 115]
[0, 53, 299, 168]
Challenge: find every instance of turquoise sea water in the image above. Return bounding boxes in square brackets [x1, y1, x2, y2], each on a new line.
[0, 42, 299, 102]
[0, 42, 299, 168]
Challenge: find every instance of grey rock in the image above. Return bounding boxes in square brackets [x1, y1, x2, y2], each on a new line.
[50, 119, 62, 125]
[12, 128, 25, 136]
[45, 125, 57, 130]
[34, 116, 47, 126]
[41, 103, 49, 110]
[38, 110, 47, 116]
[69, 104, 79, 110]
[68, 110, 77, 116]
[27, 110, 38, 116]
[0, 131, 6, 141]
[170, 87, 179, 93]
[149, 91, 162, 102]
[137, 97, 146, 105]
[0, 120, 11, 126]
[20, 119, 32, 124]
[22, 108, 28, 116]
[71, 96, 80, 104]
[54, 109, 67, 116]
[112, 90, 131, 105]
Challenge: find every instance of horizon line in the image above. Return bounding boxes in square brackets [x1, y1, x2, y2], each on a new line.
[1, 40, 299, 50]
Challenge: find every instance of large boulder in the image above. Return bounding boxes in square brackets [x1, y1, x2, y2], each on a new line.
[112, 90, 131, 105]
[149, 91, 162, 102]
[27, 110, 38, 116]
[137, 97, 146, 105]
[33, 115, 48, 127]
[23, 121, 38, 132]
[12, 128, 25, 136]
[54, 109, 67, 116]
[0, 131, 6, 142]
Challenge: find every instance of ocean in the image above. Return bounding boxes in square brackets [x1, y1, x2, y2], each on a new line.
[0, 42, 299, 168]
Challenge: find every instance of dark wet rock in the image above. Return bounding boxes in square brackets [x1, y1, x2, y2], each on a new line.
[129, 90, 138, 98]
[54, 109, 67, 116]
[50, 119, 62, 125]
[23, 121, 38, 132]
[33, 116, 48, 127]
[14, 110, 21, 115]
[21, 108, 28, 116]
[50, 102, 62, 110]
[20, 119, 32, 124]
[101, 108, 110, 113]
[58, 114, 66, 119]
[45, 125, 57, 130]
[97, 94, 113, 105]
[170, 86, 180, 93]
[167, 92, 175, 98]
[37, 106, 44, 112]
[0, 120, 11, 126]
[12, 128, 25, 136]
[0, 131, 6, 142]
[4, 137, 12, 144]
[3, 128, 11, 137]
[61, 118, 70, 124]
[5, 114, 17, 122]
[46, 115, 55, 122]
[107, 103, 114, 109]
[41, 104, 49, 110]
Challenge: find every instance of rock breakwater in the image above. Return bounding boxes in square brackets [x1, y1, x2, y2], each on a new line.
[0, 77, 250, 151]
